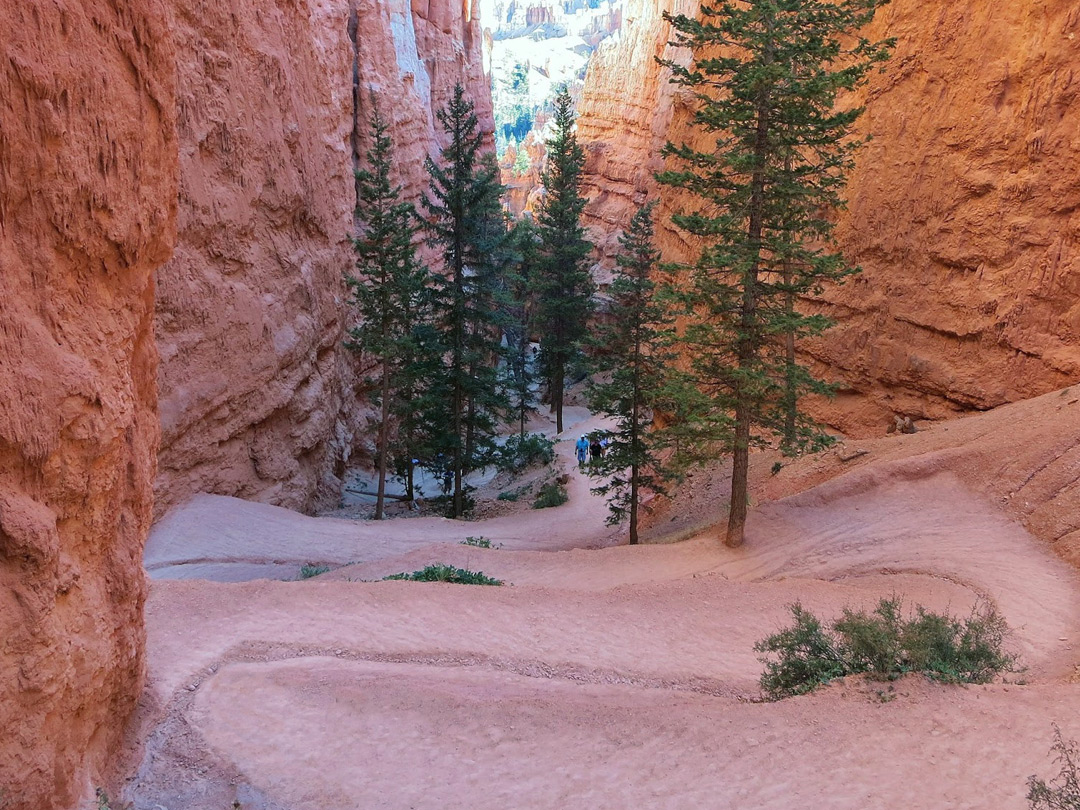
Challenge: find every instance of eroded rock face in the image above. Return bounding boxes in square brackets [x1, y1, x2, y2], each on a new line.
[153, 0, 356, 516]
[578, 0, 1080, 433]
[155, 0, 493, 516]
[353, 0, 494, 201]
[0, 2, 176, 807]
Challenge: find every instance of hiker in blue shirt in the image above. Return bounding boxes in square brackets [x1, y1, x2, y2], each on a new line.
[575, 436, 589, 467]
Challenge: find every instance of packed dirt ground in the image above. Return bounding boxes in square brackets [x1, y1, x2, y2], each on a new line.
[128, 390, 1080, 809]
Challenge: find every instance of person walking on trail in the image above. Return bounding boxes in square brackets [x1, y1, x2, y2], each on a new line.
[575, 436, 589, 467]
[589, 435, 603, 464]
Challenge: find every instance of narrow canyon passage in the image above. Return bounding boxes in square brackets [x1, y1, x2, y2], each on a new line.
[126, 393, 1080, 809]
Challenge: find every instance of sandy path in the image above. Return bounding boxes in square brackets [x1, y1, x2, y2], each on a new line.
[128, 392, 1080, 809]
[145, 408, 620, 581]
[186, 660, 1080, 810]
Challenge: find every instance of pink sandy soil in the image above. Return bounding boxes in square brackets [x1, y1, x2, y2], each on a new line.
[128, 392, 1080, 809]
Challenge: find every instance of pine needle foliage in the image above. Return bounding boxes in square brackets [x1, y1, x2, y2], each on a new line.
[346, 93, 431, 519]
[534, 88, 595, 434]
[657, 0, 894, 546]
[586, 202, 687, 544]
[422, 84, 511, 518]
[505, 218, 542, 436]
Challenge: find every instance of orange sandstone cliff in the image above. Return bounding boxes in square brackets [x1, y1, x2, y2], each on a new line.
[154, 0, 492, 515]
[1, 0, 491, 804]
[153, 0, 357, 516]
[0, 2, 177, 808]
[578, 0, 1080, 433]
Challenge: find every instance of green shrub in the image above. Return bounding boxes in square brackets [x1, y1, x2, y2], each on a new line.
[756, 603, 847, 698]
[756, 598, 1015, 699]
[461, 536, 498, 549]
[1028, 726, 1080, 809]
[384, 564, 503, 586]
[904, 603, 1012, 683]
[833, 597, 905, 678]
[496, 433, 555, 474]
[497, 484, 529, 502]
[532, 480, 568, 509]
[431, 488, 476, 518]
[299, 564, 331, 580]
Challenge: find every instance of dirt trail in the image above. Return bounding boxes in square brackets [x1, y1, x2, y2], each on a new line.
[129, 392, 1080, 809]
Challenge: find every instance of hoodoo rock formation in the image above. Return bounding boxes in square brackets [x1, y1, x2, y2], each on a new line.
[578, 0, 1080, 433]
[0, 2, 177, 808]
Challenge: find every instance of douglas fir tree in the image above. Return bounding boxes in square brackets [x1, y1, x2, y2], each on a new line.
[659, 0, 893, 546]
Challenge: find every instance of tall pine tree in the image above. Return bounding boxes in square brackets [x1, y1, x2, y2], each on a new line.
[586, 202, 682, 545]
[422, 84, 510, 518]
[506, 218, 541, 437]
[346, 94, 429, 520]
[659, 0, 893, 547]
[534, 88, 594, 434]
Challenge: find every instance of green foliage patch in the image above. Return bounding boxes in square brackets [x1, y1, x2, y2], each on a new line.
[383, 564, 503, 586]
[532, 480, 569, 509]
[495, 433, 555, 474]
[299, 564, 331, 580]
[1028, 726, 1080, 809]
[756, 597, 1015, 700]
[461, 536, 498, 549]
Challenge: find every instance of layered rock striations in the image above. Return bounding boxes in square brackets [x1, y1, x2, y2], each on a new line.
[153, 0, 356, 516]
[578, 0, 1080, 433]
[1, 0, 491, 804]
[352, 0, 494, 206]
[0, 2, 176, 807]
[155, 0, 493, 516]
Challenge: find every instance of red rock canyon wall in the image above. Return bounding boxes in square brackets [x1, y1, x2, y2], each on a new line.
[153, 0, 356, 515]
[1, 0, 491, 804]
[154, 0, 493, 515]
[579, 0, 1080, 433]
[0, 2, 176, 807]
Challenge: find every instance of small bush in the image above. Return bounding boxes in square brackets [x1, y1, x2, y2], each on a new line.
[833, 597, 905, 678]
[383, 564, 503, 586]
[431, 488, 476, 518]
[299, 564, 331, 580]
[1028, 726, 1080, 809]
[95, 789, 131, 810]
[756, 598, 1015, 699]
[496, 433, 555, 474]
[497, 484, 530, 502]
[461, 536, 498, 549]
[532, 480, 568, 509]
[756, 603, 847, 698]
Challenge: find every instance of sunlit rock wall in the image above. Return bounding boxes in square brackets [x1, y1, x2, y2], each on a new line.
[578, 0, 1080, 433]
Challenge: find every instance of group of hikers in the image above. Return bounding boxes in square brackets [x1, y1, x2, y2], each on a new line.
[575, 434, 607, 467]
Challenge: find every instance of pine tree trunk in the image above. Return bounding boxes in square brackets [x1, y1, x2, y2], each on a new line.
[629, 327, 642, 545]
[375, 361, 391, 520]
[452, 233, 465, 518]
[554, 363, 564, 434]
[727, 45, 772, 549]
[726, 401, 751, 547]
